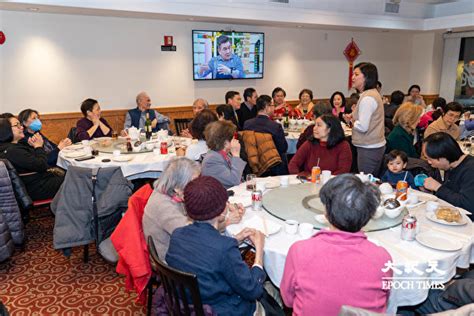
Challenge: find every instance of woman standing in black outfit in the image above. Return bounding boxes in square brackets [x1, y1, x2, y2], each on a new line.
[0, 117, 64, 200]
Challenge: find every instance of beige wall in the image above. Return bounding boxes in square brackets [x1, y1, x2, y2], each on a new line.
[0, 10, 443, 114]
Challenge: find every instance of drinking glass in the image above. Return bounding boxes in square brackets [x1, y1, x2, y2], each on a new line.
[246, 174, 256, 191]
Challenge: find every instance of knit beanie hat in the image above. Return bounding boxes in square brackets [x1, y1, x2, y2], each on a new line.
[184, 176, 228, 221]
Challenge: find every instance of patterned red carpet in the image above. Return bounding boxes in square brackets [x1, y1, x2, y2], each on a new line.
[0, 212, 145, 315]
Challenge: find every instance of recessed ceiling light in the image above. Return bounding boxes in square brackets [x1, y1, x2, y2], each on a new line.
[28, 7, 39, 11]
[188, 18, 194, 21]
[297, 25, 303, 28]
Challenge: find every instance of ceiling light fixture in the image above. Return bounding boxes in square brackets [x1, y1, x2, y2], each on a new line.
[27, 7, 39, 11]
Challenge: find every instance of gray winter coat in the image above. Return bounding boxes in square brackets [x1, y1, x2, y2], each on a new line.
[0, 160, 26, 261]
[52, 166, 133, 250]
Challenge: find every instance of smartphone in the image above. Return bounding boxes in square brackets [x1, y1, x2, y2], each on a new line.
[227, 190, 235, 197]
[75, 156, 95, 162]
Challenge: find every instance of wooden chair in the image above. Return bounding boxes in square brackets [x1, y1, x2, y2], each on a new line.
[147, 236, 206, 316]
[174, 118, 192, 136]
[67, 127, 77, 144]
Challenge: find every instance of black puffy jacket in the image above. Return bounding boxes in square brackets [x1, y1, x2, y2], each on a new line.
[0, 159, 32, 210]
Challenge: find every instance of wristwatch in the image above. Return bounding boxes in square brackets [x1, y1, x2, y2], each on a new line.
[230, 67, 235, 75]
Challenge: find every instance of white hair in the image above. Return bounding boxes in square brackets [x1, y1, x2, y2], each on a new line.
[154, 157, 201, 196]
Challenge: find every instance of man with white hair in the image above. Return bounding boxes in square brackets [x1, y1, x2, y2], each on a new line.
[124, 92, 170, 132]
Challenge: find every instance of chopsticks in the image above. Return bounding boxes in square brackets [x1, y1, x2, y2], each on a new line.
[428, 225, 471, 241]
[261, 216, 269, 237]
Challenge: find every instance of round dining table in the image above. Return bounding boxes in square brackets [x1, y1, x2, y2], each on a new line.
[57, 137, 191, 180]
[226, 175, 474, 313]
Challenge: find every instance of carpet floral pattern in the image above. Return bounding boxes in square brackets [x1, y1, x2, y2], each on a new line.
[0, 213, 145, 315]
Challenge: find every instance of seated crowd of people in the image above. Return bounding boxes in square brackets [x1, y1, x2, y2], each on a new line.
[1, 60, 473, 315]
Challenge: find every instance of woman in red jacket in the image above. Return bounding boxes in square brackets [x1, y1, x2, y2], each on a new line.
[289, 114, 352, 177]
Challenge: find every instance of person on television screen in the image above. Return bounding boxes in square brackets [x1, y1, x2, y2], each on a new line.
[199, 35, 245, 79]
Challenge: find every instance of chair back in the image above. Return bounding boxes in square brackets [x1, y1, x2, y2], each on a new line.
[68, 127, 77, 143]
[147, 236, 205, 316]
[174, 118, 192, 136]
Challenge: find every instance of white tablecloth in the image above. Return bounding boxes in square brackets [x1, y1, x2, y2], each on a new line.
[227, 175, 474, 313]
[56, 139, 189, 179]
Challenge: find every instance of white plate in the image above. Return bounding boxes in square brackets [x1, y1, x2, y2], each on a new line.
[112, 155, 134, 162]
[265, 182, 280, 189]
[416, 231, 463, 251]
[63, 144, 83, 151]
[227, 215, 281, 237]
[426, 212, 467, 226]
[63, 151, 87, 158]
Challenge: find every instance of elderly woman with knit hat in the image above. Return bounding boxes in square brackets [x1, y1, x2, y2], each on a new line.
[166, 176, 266, 316]
[143, 158, 244, 261]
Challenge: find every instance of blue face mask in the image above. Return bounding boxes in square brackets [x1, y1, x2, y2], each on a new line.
[29, 119, 42, 132]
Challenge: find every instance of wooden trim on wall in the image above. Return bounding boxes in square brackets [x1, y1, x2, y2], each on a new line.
[38, 94, 438, 144]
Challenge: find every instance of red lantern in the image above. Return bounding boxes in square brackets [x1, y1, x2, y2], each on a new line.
[343, 38, 361, 90]
[0, 32, 6, 45]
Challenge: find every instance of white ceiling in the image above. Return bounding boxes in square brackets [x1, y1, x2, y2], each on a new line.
[0, 0, 473, 32]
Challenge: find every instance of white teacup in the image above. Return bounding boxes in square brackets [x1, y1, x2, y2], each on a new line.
[280, 176, 289, 187]
[426, 201, 440, 212]
[379, 183, 393, 195]
[81, 140, 90, 146]
[299, 223, 314, 239]
[285, 220, 299, 235]
[322, 170, 331, 184]
[407, 194, 419, 205]
[373, 206, 385, 219]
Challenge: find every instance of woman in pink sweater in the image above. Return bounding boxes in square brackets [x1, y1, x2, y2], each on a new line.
[281, 174, 392, 315]
[289, 114, 352, 177]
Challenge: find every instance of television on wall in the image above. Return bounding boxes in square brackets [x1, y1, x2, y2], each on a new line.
[192, 30, 264, 80]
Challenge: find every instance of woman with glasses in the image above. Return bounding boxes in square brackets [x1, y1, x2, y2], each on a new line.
[0, 117, 64, 200]
[18, 108, 72, 167]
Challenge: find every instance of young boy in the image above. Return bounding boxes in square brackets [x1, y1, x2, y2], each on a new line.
[381, 150, 416, 188]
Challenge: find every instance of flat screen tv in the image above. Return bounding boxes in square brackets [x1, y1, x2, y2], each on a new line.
[192, 30, 264, 80]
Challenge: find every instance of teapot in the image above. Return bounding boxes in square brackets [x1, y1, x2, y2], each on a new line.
[127, 126, 141, 140]
[157, 129, 168, 141]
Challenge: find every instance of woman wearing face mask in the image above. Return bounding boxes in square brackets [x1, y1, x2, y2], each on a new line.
[18, 109, 72, 167]
[0, 117, 64, 200]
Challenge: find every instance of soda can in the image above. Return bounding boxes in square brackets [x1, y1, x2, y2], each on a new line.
[401, 214, 417, 241]
[396, 180, 408, 201]
[311, 166, 321, 183]
[251, 190, 263, 211]
[160, 142, 168, 154]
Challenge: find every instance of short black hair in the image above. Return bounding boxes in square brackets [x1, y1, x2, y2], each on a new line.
[423, 132, 463, 163]
[354, 62, 378, 91]
[312, 102, 333, 118]
[390, 90, 405, 106]
[189, 109, 218, 140]
[243, 88, 256, 102]
[0, 113, 14, 119]
[320, 174, 381, 232]
[18, 109, 39, 126]
[80, 98, 98, 117]
[215, 104, 234, 121]
[0, 118, 14, 143]
[272, 87, 286, 98]
[225, 91, 239, 104]
[385, 149, 408, 165]
[309, 114, 346, 149]
[216, 35, 231, 49]
[432, 97, 447, 112]
[329, 91, 346, 109]
[298, 89, 313, 101]
[407, 84, 421, 95]
[256, 95, 273, 112]
[376, 81, 382, 89]
[444, 101, 463, 115]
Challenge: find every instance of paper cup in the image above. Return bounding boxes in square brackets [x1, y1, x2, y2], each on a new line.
[322, 170, 331, 184]
[280, 176, 289, 187]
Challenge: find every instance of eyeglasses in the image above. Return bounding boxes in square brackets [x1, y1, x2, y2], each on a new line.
[11, 122, 22, 129]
